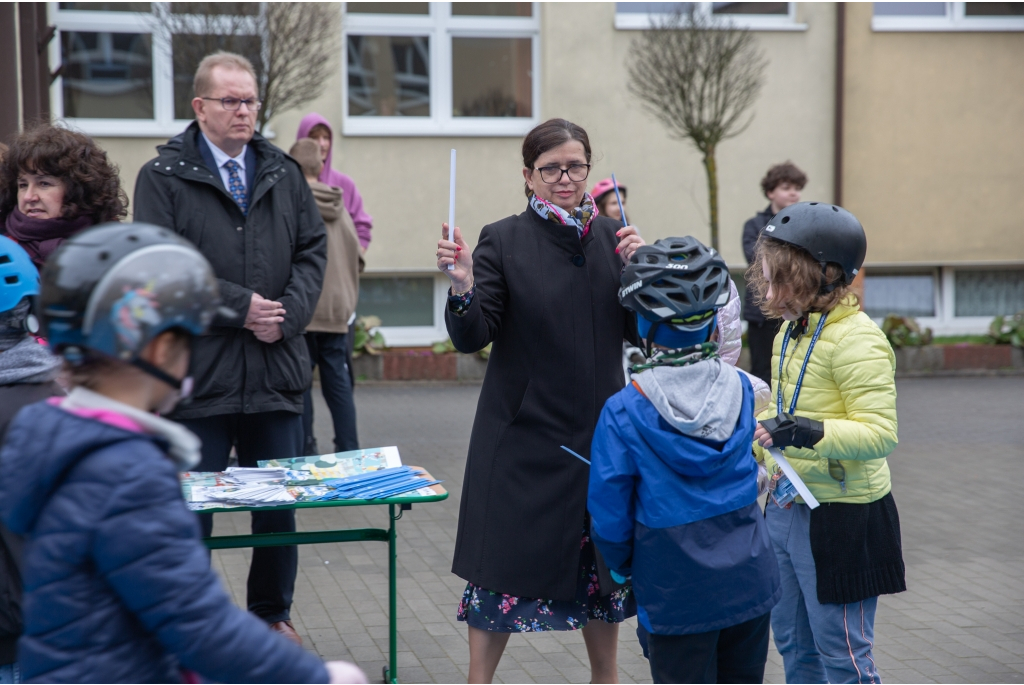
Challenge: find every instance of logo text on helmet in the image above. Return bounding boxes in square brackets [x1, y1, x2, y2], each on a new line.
[620, 279, 644, 296]
[765, 224, 776, 233]
[663, 263, 689, 270]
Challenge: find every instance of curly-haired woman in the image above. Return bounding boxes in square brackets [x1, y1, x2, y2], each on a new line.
[1, 125, 128, 267]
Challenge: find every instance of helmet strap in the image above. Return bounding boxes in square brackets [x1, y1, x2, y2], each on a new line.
[818, 262, 838, 294]
[132, 357, 184, 391]
[645, 320, 662, 359]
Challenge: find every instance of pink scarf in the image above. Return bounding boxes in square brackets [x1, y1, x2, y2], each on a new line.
[4, 207, 93, 267]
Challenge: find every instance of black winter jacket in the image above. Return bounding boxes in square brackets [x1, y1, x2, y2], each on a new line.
[0, 382, 61, 665]
[133, 122, 326, 419]
[742, 205, 775, 324]
[447, 207, 638, 601]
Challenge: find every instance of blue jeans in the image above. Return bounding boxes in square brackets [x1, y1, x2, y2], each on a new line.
[0, 662, 19, 684]
[766, 503, 882, 684]
[303, 332, 359, 455]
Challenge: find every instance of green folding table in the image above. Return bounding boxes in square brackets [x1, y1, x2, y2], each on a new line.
[199, 469, 447, 684]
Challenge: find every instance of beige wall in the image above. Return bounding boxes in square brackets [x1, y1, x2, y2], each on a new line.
[95, 136, 167, 220]
[279, 2, 839, 272]
[541, 2, 837, 268]
[843, 2, 1024, 266]
[96, 2, 838, 273]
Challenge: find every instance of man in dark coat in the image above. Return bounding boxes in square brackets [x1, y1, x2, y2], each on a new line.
[132, 52, 326, 644]
[742, 162, 806, 384]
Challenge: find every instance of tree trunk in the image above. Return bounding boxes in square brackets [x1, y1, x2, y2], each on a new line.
[702, 147, 719, 252]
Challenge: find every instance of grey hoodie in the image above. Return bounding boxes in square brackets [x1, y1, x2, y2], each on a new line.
[633, 358, 744, 442]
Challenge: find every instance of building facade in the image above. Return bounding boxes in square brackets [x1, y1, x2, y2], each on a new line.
[25, 1, 1024, 343]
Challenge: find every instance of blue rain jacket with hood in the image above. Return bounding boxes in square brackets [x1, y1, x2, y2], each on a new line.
[0, 399, 328, 684]
[589, 358, 781, 635]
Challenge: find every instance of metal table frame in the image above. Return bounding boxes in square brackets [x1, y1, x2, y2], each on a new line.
[201, 477, 447, 684]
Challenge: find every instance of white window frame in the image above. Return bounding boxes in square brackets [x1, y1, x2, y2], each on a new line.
[342, 2, 540, 137]
[615, 2, 807, 31]
[48, 2, 263, 137]
[363, 272, 451, 347]
[872, 2, 1024, 32]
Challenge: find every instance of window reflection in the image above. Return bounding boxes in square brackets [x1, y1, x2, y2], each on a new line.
[358, 277, 435, 327]
[347, 35, 430, 117]
[964, 2, 1024, 15]
[452, 3, 533, 16]
[346, 3, 429, 14]
[452, 37, 531, 117]
[954, 271, 1024, 317]
[61, 31, 154, 119]
[863, 274, 936, 319]
[59, 2, 151, 11]
[712, 2, 788, 14]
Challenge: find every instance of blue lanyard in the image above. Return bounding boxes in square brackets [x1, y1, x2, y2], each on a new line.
[776, 312, 829, 415]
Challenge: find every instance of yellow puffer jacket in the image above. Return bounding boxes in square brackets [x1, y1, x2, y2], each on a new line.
[754, 300, 897, 504]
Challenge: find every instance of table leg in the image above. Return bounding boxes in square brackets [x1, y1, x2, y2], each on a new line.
[388, 504, 398, 684]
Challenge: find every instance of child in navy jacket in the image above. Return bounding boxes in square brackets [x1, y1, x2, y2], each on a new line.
[0, 224, 365, 684]
[589, 237, 781, 684]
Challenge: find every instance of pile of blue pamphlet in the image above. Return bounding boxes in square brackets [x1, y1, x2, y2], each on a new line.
[307, 465, 441, 501]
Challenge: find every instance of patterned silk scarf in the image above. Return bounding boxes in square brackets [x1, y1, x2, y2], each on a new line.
[528, 192, 599, 239]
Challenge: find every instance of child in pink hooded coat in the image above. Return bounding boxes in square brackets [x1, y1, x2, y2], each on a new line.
[296, 113, 373, 251]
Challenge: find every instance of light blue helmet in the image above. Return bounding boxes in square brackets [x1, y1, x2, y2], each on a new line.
[0, 236, 39, 314]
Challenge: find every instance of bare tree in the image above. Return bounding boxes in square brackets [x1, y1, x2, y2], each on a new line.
[627, 7, 767, 251]
[151, 2, 338, 133]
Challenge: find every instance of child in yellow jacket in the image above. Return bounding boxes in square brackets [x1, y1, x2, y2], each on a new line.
[746, 202, 905, 684]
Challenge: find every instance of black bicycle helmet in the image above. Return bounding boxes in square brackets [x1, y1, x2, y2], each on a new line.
[39, 223, 222, 364]
[619, 236, 731, 327]
[763, 202, 866, 286]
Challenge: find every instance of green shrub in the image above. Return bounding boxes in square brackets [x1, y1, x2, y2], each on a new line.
[352, 315, 386, 357]
[988, 310, 1024, 347]
[881, 314, 933, 349]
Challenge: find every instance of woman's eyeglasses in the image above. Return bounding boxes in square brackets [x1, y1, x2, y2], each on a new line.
[534, 164, 591, 184]
[202, 97, 263, 112]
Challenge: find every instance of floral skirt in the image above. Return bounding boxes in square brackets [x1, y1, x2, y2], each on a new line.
[456, 532, 636, 633]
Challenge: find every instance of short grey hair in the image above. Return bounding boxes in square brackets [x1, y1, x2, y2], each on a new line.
[193, 51, 257, 97]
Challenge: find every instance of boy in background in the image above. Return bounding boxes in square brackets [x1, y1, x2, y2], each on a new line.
[742, 162, 806, 384]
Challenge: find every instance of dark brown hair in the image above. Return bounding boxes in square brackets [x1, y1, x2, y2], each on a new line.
[760, 161, 807, 197]
[746, 236, 856, 318]
[521, 118, 591, 197]
[0, 125, 128, 224]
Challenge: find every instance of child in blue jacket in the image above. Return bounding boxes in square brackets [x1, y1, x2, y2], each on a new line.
[0, 224, 365, 684]
[589, 237, 781, 684]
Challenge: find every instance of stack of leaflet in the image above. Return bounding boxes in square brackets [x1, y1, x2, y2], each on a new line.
[309, 465, 440, 501]
[223, 467, 292, 483]
[195, 483, 296, 507]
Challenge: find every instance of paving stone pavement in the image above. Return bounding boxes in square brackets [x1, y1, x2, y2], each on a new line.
[209, 376, 1024, 683]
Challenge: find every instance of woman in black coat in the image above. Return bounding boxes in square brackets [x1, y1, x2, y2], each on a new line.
[435, 119, 644, 683]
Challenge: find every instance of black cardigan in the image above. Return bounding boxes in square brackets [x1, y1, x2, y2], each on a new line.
[447, 207, 637, 601]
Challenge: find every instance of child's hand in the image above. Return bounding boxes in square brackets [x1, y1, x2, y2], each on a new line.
[760, 414, 824, 449]
[755, 423, 774, 447]
[326, 661, 367, 684]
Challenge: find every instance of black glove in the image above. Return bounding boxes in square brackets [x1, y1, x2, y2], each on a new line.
[760, 413, 824, 450]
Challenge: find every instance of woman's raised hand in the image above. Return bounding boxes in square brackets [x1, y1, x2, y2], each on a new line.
[615, 225, 644, 265]
[437, 223, 474, 293]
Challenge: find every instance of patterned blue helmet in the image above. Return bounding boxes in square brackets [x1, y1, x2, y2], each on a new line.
[39, 223, 222, 361]
[0, 236, 39, 313]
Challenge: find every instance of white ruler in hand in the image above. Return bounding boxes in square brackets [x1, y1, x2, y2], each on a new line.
[769, 447, 820, 509]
